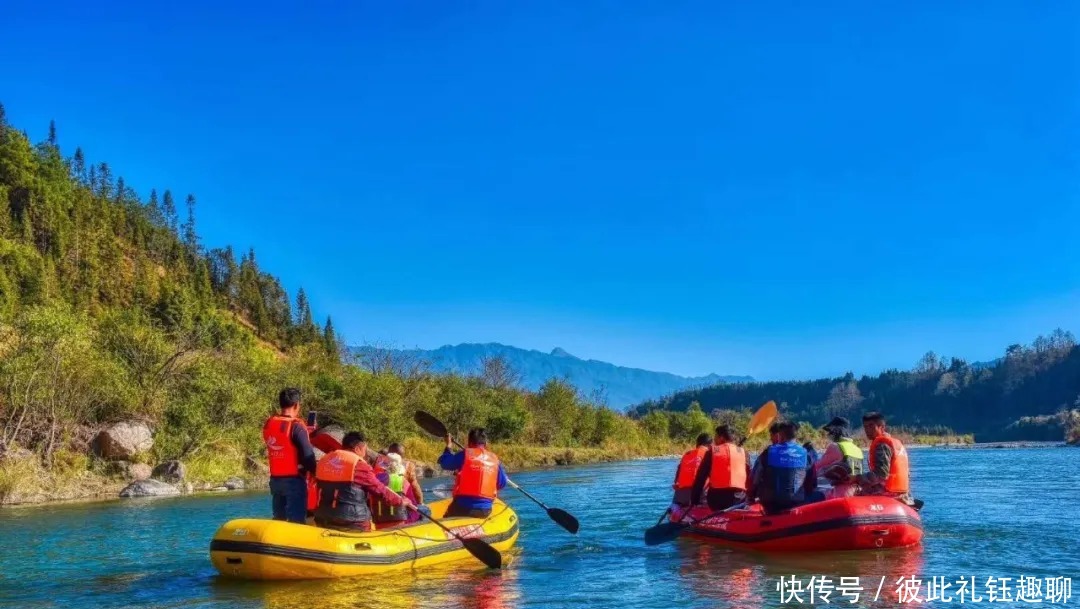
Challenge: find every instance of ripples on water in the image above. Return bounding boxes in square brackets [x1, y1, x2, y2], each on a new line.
[0, 448, 1076, 608]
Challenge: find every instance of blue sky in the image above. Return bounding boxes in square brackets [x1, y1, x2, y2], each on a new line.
[2, 1, 1077, 379]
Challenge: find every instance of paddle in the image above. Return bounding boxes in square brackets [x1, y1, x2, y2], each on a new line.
[653, 507, 672, 528]
[413, 410, 581, 535]
[413, 508, 503, 569]
[642, 401, 779, 546]
[644, 502, 748, 546]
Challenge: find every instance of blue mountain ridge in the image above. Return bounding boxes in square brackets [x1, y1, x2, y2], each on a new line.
[351, 343, 752, 410]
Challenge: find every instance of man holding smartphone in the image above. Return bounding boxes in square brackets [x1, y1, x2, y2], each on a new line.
[262, 388, 318, 523]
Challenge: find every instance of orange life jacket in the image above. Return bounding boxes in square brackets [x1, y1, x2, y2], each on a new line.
[675, 446, 709, 490]
[708, 442, 748, 491]
[316, 449, 360, 483]
[452, 448, 500, 500]
[314, 450, 372, 524]
[263, 415, 304, 477]
[869, 432, 910, 493]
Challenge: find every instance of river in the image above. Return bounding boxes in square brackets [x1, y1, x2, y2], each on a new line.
[1, 447, 1077, 608]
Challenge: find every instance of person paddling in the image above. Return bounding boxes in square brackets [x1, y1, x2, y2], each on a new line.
[671, 433, 711, 507]
[690, 425, 751, 511]
[438, 428, 507, 518]
[263, 388, 318, 524]
[314, 432, 416, 531]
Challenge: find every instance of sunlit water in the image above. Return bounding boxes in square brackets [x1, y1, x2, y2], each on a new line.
[1, 448, 1077, 608]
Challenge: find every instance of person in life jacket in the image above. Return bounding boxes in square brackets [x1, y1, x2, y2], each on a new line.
[854, 411, 912, 504]
[438, 428, 507, 518]
[371, 452, 413, 527]
[315, 431, 416, 531]
[671, 433, 711, 506]
[690, 425, 752, 510]
[813, 416, 865, 499]
[387, 442, 425, 506]
[263, 388, 318, 524]
[748, 421, 812, 514]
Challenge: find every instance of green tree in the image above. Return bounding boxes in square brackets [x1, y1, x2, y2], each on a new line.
[322, 316, 338, 355]
[161, 189, 177, 232]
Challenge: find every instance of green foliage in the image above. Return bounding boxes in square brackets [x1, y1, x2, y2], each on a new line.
[636, 332, 1080, 441]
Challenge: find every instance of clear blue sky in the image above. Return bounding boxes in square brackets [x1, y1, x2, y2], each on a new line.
[3, 1, 1078, 380]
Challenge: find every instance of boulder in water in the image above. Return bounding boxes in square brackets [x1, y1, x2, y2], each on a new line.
[130, 463, 152, 480]
[224, 476, 245, 490]
[119, 479, 180, 498]
[151, 460, 186, 483]
[92, 422, 153, 461]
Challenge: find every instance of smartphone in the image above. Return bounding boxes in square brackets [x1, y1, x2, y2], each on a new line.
[307, 411, 317, 427]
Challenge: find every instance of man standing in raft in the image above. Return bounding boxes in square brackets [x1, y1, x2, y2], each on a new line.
[263, 388, 318, 524]
[439, 428, 508, 518]
[314, 431, 416, 531]
[854, 412, 913, 505]
[814, 417, 864, 499]
[690, 425, 751, 510]
[671, 433, 711, 507]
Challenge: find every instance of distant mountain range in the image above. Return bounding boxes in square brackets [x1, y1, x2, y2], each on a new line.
[352, 343, 752, 409]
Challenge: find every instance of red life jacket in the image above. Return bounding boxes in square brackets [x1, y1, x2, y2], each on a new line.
[708, 442, 748, 491]
[453, 448, 500, 500]
[263, 415, 306, 477]
[674, 446, 709, 490]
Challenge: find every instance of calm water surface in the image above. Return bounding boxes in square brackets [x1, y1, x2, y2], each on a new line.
[1, 448, 1077, 608]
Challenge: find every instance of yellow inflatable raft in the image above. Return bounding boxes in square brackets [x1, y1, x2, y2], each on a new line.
[210, 499, 519, 580]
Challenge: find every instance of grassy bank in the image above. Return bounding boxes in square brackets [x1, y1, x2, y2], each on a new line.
[0, 437, 684, 506]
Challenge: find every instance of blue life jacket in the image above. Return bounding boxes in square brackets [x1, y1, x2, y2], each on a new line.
[758, 441, 808, 510]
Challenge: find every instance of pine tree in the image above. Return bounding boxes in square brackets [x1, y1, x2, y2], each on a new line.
[97, 163, 112, 199]
[182, 194, 198, 256]
[47, 120, 57, 146]
[323, 316, 338, 355]
[115, 176, 126, 206]
[293, 287, 318, 344]
[295, 288, 313, 327]
[71, 147, 86, 183]
[147, 188, 161, 222]
[162, 190, 177, 232]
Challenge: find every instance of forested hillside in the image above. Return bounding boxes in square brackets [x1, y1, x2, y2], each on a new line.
[0, 105, 678, 502]
[634, 331, 1080, 442]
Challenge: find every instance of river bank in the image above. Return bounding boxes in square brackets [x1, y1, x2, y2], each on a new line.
[0, 437, 683, 507]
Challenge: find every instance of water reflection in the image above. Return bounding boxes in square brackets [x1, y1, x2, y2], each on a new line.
[676, 542, 924, 609]
[231, 560, 522, 609]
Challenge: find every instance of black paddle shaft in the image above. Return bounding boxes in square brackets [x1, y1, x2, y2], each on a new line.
[414, 509, 502, 569]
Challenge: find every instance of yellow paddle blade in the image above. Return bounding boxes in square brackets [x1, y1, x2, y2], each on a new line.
[746, 400, 778, 436]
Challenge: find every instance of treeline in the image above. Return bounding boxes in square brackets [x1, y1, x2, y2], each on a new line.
[634, 330, 1080, 442]
[0, 106, 666, 489]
